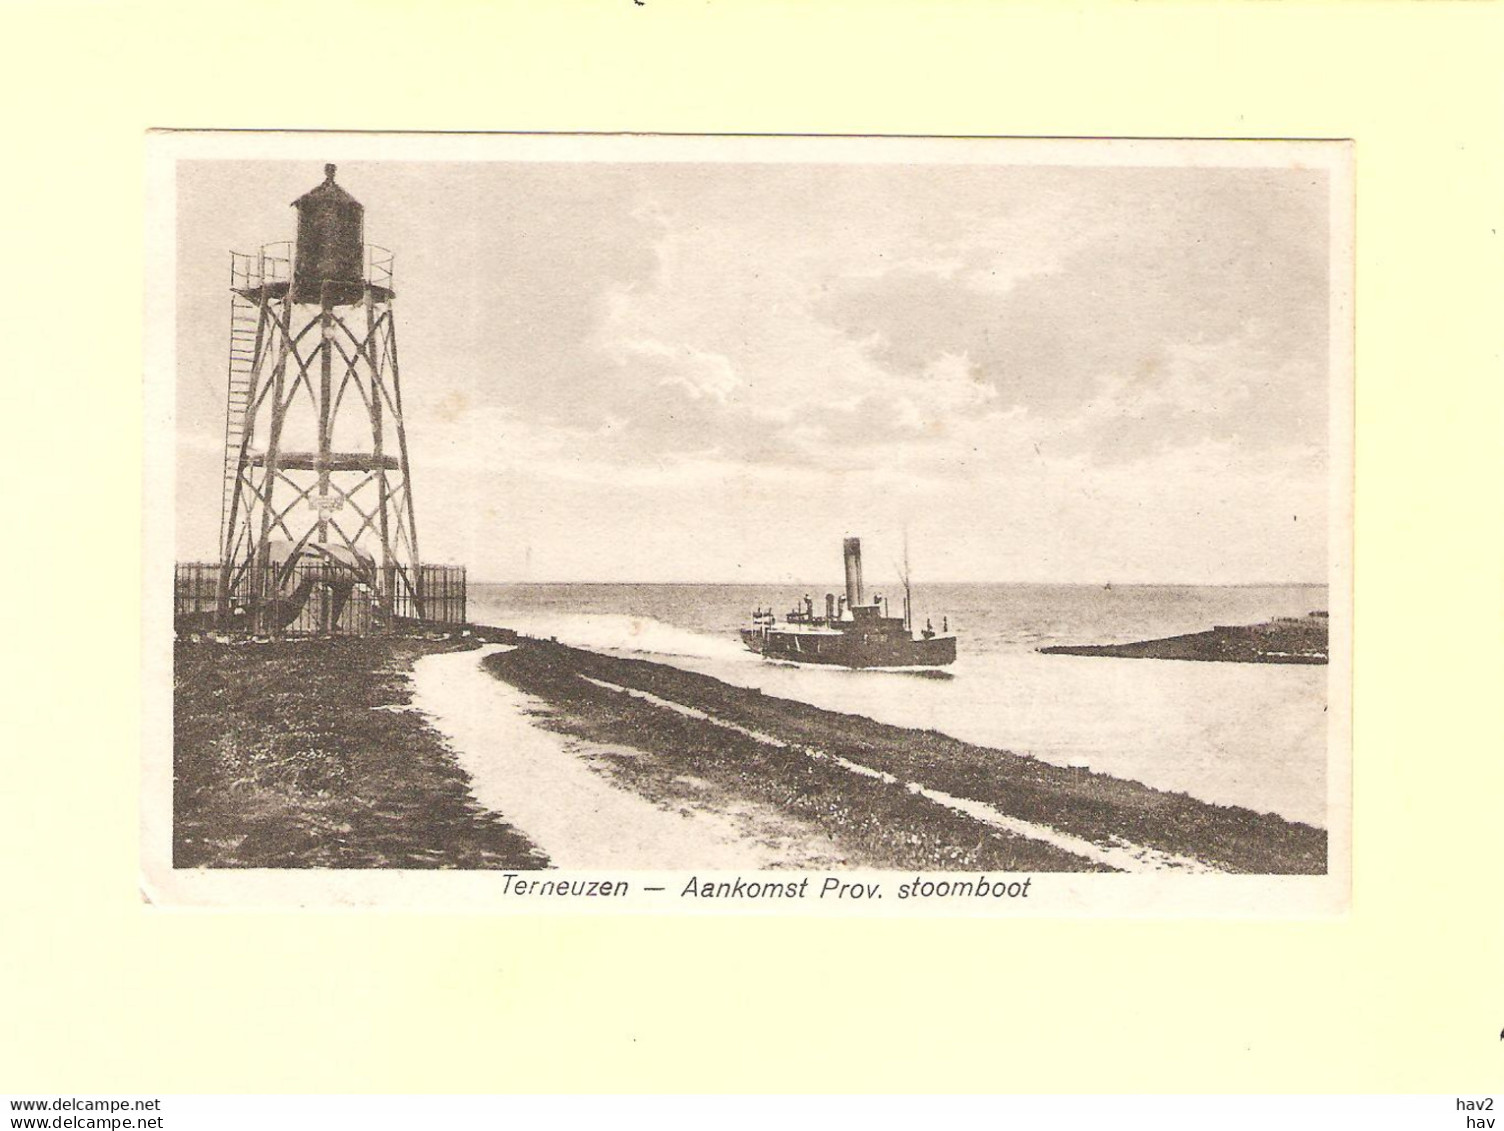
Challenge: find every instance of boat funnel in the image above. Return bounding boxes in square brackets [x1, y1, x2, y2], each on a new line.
[843, 537, 865, 607]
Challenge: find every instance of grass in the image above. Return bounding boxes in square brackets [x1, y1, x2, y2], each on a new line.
[173, 635, 546, 870]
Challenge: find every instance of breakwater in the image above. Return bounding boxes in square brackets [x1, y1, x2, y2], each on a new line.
[1040, 613, 1329, 665]
[479, 633, 1328, 874]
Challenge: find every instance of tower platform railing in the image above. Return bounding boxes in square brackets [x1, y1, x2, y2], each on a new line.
[229, 241, 396, 295]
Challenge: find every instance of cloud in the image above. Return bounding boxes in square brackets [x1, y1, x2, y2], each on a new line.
[413, 164, 1329, 502]
[607, 338, 741, 404]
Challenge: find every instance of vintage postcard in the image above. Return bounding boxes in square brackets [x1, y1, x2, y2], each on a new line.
[142, 131, 1352, 913]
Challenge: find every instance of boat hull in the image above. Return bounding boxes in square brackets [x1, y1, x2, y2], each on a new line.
[740, 628, 956, 669]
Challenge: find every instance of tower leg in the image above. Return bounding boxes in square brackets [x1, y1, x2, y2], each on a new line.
[218, 280, 424, 636]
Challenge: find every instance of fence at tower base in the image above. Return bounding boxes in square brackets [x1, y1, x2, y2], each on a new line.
[174, 561, 467, 636]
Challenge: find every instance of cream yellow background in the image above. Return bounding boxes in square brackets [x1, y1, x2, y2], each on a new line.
[1, 0, 1499, 1093]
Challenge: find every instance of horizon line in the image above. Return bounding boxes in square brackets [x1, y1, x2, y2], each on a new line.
[468, 578, 1329, 589]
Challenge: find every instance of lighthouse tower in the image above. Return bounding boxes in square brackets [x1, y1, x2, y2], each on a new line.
[216, 165, 424, 633]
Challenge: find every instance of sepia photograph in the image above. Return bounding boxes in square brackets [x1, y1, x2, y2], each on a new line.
[148, 133, 1352, 908]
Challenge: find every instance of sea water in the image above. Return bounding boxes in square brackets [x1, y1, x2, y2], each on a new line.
[467, 582, 1330, 828]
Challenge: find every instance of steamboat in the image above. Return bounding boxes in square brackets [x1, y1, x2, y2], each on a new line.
[740, 537, 957, 669]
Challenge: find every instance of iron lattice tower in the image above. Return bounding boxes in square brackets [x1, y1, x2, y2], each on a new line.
[216, 165, 422, 629]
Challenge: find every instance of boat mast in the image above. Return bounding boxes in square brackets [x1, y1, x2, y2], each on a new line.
[898, 530, 912, 633]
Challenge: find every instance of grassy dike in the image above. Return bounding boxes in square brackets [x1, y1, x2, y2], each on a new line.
[483, 638, 1328, 875]
[483, 641, 1103, 872]
[174, 635, 546, 869]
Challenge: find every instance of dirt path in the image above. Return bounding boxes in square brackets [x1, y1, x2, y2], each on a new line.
[409, 645, 844, 870]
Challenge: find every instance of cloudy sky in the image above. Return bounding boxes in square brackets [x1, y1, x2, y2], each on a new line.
[174, 146, 1336, 584]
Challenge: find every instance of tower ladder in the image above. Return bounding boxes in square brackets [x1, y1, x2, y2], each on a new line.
[220, 288, 261, 558]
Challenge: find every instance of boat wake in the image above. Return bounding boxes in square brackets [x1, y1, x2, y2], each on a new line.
[482, 611, 754, 664]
